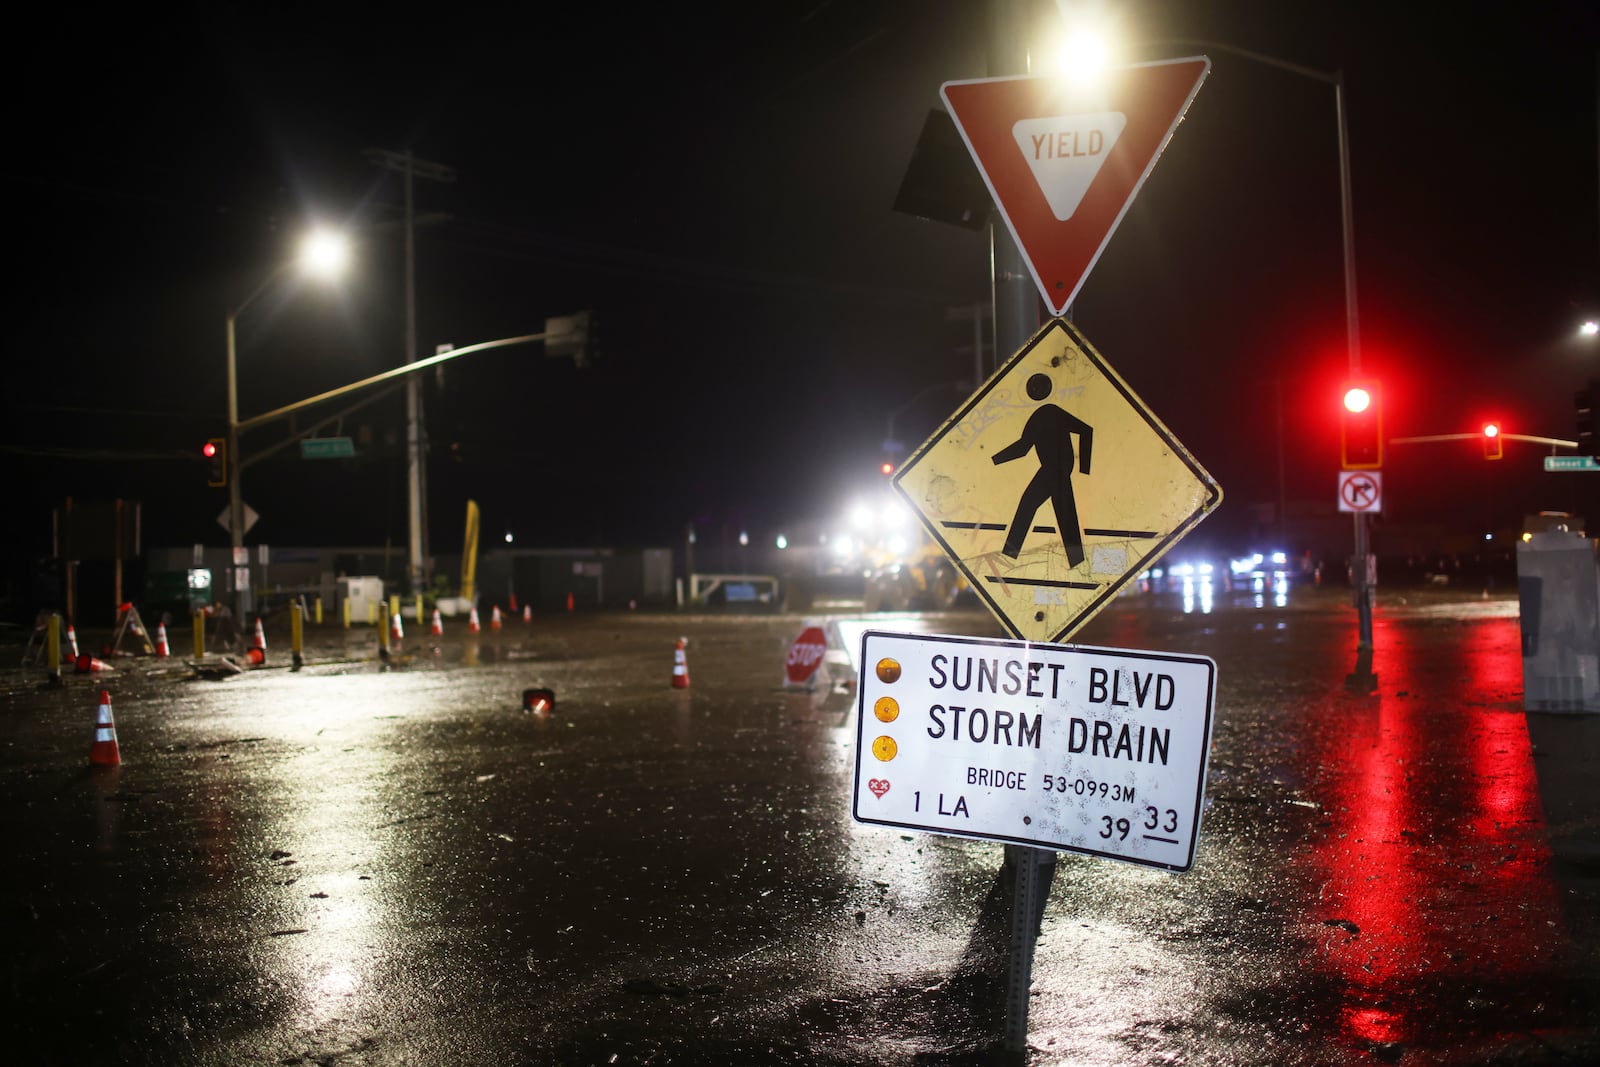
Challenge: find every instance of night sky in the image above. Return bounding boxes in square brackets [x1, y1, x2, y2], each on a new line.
[7, 1, 1600, 571]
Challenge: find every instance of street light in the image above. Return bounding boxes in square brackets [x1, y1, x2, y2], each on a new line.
[1049, 27, 1113, 84]
[299, 228, 351, 279]
[224, 228, 351, 622]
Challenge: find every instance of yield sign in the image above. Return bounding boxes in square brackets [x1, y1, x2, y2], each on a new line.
[892, 319, 1222, 644]
[940, 57, 1209, 316]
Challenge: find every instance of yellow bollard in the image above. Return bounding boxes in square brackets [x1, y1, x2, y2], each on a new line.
[377, 604, 390, 658]
[46, 613, 61, 679]
[368, 600, 377, 626]
[415, 595, 423, 628]
[343, 598, 351, 629]
[315, 596, 323, 625]
[291, 601, 304, 669]
[194, 611, 206, 658]
[389, 594, 400, 625]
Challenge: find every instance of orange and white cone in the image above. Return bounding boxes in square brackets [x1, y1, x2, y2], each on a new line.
[76, 653, 114, 674]
[154, 622, 170, 657]
[90, 689, 121, 766]
[391, 612, 405, 643]
[671, 637, 690, 689]
[65, 624, 80, 661]
[522, 604, 532, 624]
[491, 606, 503, 631]
[430, 608, 444, 636]
[248, 617, 267, 666]
[468, 606, 481, 634]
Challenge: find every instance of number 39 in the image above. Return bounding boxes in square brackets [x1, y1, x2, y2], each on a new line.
[1098, 816, 1130, 841]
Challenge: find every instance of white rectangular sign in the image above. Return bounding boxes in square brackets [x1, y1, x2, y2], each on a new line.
[1337, 470, 1382, 513]
[852, 630, 1217, 872]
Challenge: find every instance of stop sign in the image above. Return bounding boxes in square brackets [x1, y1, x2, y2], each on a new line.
[785, 626, 828, 686]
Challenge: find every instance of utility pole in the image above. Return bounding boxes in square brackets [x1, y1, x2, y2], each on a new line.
[364, 147, 456, 597]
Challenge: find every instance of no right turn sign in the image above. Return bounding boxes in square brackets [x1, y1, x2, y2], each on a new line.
[1338, 470, 1382, 513]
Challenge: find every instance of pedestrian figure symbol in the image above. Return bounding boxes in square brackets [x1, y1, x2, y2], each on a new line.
[992, 372, 1094, 565]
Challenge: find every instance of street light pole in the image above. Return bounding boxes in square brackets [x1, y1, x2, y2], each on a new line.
[224, 266, 289, 622]
[1154, 38, 1372, 655]
[226, 312, 245, 620]
[223, 233, 350, 628]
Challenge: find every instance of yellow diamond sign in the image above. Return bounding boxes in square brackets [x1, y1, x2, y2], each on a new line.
[893, 318, 1222, 643]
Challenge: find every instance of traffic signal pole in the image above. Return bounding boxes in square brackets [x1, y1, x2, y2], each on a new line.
[1154, 40, 1371, 665]
[1333, 71, 1378, 667]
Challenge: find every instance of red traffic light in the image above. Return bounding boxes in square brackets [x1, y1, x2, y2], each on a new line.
[880, 461, 895, 475]
[1482, 423, 1503, 460]
[1340, 381, 1382, 469]
[205, 437, 227, 486]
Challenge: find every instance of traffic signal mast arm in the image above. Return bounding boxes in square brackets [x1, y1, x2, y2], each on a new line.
[236, 331, 548, 435]
[1389, 432, 1580, 448]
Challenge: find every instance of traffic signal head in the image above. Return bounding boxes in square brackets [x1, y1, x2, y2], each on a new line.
[1482, 422, 1503, 461]
[205, 437, 227, 486]
[1576, 381, 1599, 457]
[1340, 381, 1382, 469]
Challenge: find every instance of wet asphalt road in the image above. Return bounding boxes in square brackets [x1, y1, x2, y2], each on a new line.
[2, 586, 1598, 1066]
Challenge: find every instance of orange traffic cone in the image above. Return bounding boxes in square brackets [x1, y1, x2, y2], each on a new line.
[491, 606, 503, 631]
[431, 608, 444, 636]
[509, 592, 519, 613]
[248, 616, 267, 666]
[468, 606, 481, 634]
[390, 612, 405, 643]
[154, 622, 170, 657]
[76, 653, 114, 674]
[65, 624, 80, 661]
[90, 689, 121, 766]
[522, 604, 532, 624]
[671, 637, 690, 689]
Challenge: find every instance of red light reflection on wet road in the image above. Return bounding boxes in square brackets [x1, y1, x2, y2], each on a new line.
[1304, 614, 1564, 1050]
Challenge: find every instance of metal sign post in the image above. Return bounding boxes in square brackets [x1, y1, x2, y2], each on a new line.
[907, 4, 1220, 1051]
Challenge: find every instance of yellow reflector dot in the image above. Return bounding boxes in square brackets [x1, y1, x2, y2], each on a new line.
[875, 658, 902, 683]
[872, 735, 898, 762]
[874, 696, 900, 722]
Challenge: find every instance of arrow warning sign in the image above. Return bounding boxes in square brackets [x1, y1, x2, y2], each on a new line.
[941, 57, 1209, 316]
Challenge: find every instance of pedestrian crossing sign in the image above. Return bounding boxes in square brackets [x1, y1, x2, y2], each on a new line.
[892, 318, 1222, 644]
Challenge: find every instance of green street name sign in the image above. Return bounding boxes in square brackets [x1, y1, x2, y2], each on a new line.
[300, 437, 356, 459]
[1544, 455, 1600, 472]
